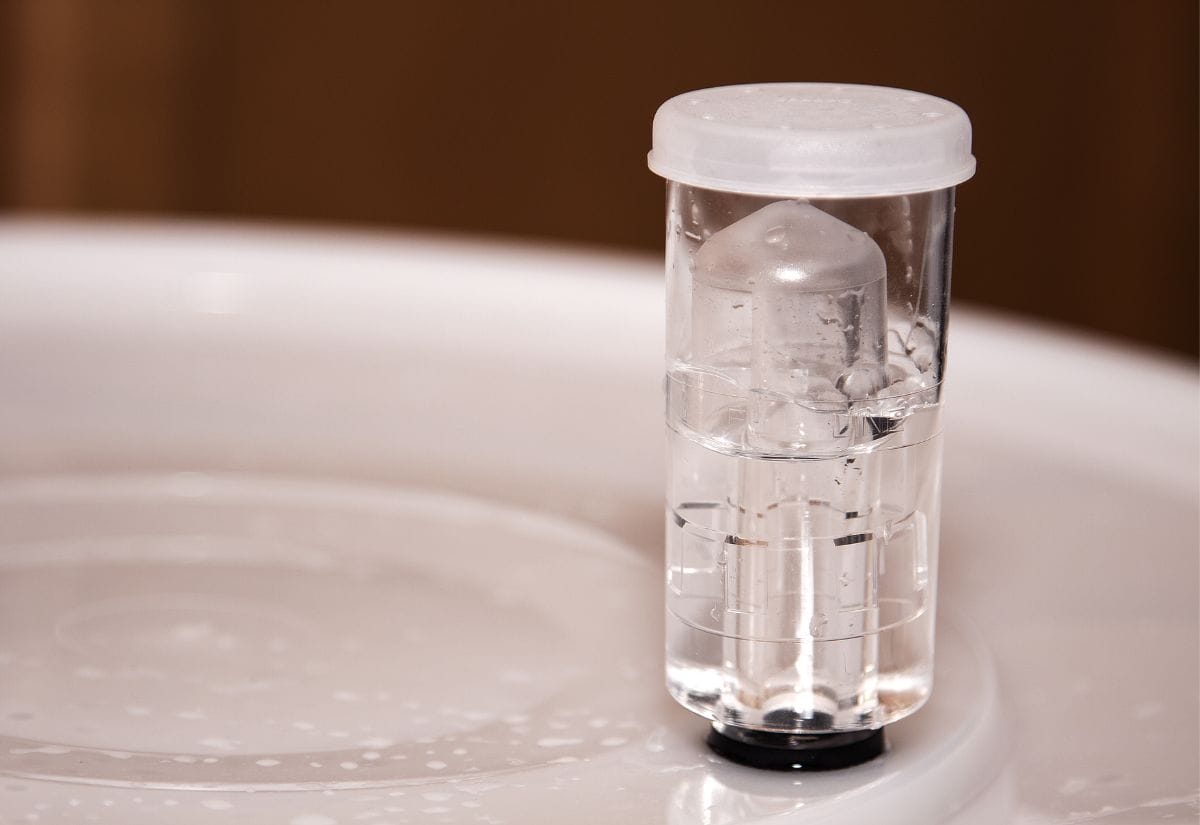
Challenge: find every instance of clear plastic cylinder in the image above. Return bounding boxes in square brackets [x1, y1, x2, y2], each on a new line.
[663, 182, 957, 734]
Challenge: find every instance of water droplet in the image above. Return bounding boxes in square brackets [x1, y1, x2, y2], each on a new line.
[809, 614, 829, 636]
[535, 737, 581, 748]
[358, 737, 394, 748]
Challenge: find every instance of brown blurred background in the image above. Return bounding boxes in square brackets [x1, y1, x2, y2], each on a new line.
[0, 0, 1196, 356]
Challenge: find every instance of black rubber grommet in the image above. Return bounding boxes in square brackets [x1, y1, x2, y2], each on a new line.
[706, 724, 885, 771]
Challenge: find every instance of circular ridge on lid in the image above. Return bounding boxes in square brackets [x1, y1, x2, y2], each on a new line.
[648, 83, 975, 198]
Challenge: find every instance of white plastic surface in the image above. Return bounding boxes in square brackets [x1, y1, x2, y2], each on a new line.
[0, 221, 1195, 824]
[648, 84, 976, 197]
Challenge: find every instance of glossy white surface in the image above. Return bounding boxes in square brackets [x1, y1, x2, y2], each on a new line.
[0, 221, 1195, 823]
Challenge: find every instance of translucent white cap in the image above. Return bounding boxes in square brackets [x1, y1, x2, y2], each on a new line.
[649, 83, 975, 198]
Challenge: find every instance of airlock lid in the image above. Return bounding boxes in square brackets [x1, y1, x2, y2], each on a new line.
[648, 83, 975, 198]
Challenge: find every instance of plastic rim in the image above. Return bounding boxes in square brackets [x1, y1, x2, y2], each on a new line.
[649, 83, 975, 198]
